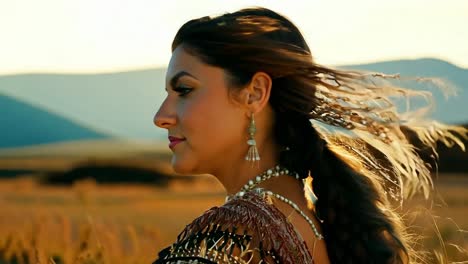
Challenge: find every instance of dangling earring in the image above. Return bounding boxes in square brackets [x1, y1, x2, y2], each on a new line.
[245, 112, 260, 165]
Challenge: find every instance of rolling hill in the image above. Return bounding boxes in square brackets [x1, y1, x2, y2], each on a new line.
[340, 58, 468, 124]
[0, 58, 466, 150]
[0, 93, 112, 148]
[0, 68, 167, 141]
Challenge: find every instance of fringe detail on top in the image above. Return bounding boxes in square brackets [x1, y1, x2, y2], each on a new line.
[153, 190, 314, 264]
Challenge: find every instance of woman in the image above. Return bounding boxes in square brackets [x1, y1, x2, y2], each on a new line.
[152, 7, 466, 264]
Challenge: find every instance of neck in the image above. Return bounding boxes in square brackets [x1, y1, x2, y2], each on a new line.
[213, 137, 281, 195]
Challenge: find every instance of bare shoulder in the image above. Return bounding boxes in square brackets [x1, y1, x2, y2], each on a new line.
[267, 192, 330, 264]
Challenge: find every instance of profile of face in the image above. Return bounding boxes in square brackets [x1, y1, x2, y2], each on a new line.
[154, 45, 249, 175]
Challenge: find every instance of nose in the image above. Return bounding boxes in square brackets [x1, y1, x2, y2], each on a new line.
[154, 99, 176, 129]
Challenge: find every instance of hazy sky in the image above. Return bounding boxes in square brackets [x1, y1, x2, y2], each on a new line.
[1, 0, 467, 75]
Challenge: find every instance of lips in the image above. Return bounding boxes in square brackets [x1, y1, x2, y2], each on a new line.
[168, 136, 185, 149]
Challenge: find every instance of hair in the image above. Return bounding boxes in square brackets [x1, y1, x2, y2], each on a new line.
[170, 7, 467, 264]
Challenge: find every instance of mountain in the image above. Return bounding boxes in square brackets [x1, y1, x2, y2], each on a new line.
[0, 58, 466, 148]
[0, 68, 167, 141]
[343, 58, 466, 79]
[339, 58, 468, 124]
[0, 93, 111, 148]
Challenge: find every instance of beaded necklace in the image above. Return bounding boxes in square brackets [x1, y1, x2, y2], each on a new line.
[226, 165, 323, 240]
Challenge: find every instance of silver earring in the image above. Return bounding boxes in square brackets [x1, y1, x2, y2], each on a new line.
[245, 112, 260, 164]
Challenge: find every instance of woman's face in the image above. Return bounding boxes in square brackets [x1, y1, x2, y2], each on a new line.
[154, 45, 248, 175]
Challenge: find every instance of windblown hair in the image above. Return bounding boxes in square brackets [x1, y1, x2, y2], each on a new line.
[171, 7, 467, 263]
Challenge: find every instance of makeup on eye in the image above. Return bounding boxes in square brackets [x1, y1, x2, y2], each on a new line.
[168, 71, 198, 89]
[173, 85, 193, 96]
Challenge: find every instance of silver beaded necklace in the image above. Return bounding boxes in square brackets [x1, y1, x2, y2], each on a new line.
[226, 165, 324, 240]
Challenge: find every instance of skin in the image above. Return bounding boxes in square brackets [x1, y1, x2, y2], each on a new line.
[154, 45, 329, 263]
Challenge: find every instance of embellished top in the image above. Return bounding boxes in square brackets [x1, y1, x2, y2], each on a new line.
[153, 189, 314, 264]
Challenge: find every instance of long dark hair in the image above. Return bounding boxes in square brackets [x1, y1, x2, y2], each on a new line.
[171, 7, 467, 263]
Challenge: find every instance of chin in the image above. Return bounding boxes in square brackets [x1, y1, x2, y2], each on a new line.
[171, 165, 193, 175]
[171, 156, 206, 175]
[171, 156, 197, 175]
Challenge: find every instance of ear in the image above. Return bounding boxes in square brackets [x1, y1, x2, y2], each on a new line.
[241, 72, 272, 115]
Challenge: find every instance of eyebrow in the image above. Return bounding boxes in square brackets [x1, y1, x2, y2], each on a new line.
[166, 71, 198, 91]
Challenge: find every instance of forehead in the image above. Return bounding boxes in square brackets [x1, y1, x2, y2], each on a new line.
[166, 46, 218, 82]
[167, 46, 197, 75]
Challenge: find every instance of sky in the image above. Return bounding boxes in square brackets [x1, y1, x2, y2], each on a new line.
[0, 0, 467, 75]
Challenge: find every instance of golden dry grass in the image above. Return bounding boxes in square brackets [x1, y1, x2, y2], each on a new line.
[0, 176, 224, 264]
[0, 174, 466, 264]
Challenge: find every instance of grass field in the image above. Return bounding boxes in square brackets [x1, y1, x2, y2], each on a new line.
[0, 172, 467, 263]
[0, 174, 224, 264]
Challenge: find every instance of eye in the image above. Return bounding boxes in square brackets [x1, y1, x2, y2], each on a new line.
[173, 86, 193, 97]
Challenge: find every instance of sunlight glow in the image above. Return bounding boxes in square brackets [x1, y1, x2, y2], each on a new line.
[0, 0, 467, 75]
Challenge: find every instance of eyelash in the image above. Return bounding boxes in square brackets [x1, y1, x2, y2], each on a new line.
[173, 86, 192, 97]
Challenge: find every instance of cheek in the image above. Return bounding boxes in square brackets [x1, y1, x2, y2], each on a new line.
[181, 95, 244, 150]
[180, 96, 210, 128]
[177, 97, 214, 154]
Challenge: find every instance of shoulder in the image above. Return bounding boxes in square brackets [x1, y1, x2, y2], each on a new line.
[154, 190, 313, 264]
